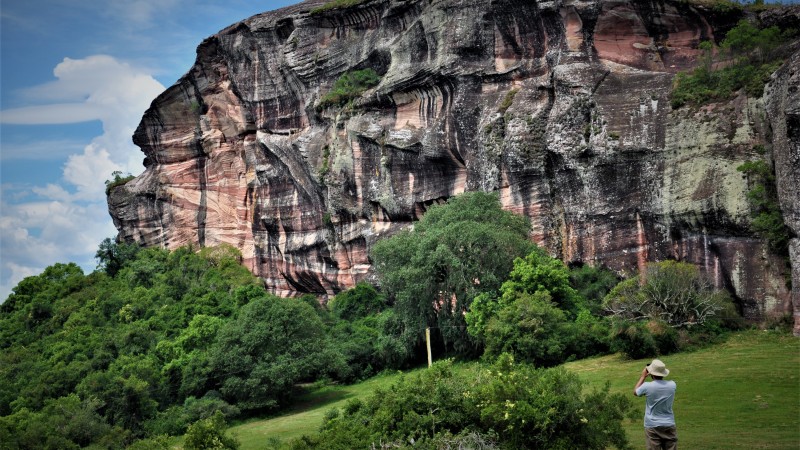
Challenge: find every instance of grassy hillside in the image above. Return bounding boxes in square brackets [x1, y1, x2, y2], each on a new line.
[228, 330, 798, 449]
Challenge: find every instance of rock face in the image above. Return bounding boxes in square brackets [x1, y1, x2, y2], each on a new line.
[108, 0, 798, 324]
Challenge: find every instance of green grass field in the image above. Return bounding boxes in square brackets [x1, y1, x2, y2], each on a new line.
[227, 330, 799, 449]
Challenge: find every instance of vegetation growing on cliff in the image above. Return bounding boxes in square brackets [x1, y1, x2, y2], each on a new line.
[310, 0, 370, 15]
[737, 158, 791, 254]
[104, 170, 135, 195]
[317, 69, 381, 110]
[671, 20, 794, 108]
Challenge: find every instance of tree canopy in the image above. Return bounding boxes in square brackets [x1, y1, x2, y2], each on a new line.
[371, 191, 533, 355]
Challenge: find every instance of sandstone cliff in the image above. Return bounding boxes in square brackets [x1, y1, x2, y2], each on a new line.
[107, 0, 799, 327]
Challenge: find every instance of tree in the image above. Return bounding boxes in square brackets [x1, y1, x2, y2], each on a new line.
[95, 237, 141, 277]
[603, 260, 733, 328]
[483, 291, 571, 366]
[209, 296, 342, 411]
[465, 247, 582, 344]
[328, 282, 387, 321]
[371, 192, 533, 355]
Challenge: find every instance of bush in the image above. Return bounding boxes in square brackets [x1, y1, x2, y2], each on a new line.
[569, 263, 620, 314]
[184, 411, 239, 450]
[671, 21, 793, 108]
[610, 319, 679, 359]
[611, 320, 659, 359]
[317, 69, 381, 109]
[328, 282, 387, 321]
[291, 356, 634, 449]
[105, 170, 135, 195]
[483, 291, 571, 367]
[737, 159, 790, 254]
[604, 261, 735, 328]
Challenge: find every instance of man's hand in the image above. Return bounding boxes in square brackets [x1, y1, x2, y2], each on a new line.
[634, 366, 650, 396]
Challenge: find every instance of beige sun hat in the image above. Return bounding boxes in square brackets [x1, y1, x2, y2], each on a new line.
[646, 359, 670, 377]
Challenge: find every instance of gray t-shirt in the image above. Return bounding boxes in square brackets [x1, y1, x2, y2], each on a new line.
[635, 380, 676, 428]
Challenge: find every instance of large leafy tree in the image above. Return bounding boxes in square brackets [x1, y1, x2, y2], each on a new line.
[208, 295, 342, 411]
[466, 247, 593, 365]
[371, 191, 533, 355]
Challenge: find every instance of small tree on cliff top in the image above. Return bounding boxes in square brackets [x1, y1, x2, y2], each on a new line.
[370, 191, 533, 355]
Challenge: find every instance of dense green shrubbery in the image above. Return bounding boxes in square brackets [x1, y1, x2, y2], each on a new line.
[0, 191, 750, 448]
[317, 69, 381, 109]
[0, 243, 352, 448]
[290, 356, 634, 449]
[671, 20, 794, 108]
[183, 411, 239, 450]
[603, 260, 743, 358]
[466, 250, 612, 366]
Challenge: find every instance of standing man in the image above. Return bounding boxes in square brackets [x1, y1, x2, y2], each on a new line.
[634, 359, 677, 450]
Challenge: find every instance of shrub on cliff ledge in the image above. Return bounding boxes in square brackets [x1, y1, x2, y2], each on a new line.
[310, 0, 370, 14]
[104, 170, 134, 195]
[737, 159, 790, 254]
[317, 69, 380, 110]
[671, 20, 794, 108]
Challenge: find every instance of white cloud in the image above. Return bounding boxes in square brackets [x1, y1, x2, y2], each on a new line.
[0, 55, 165, 302]
[0, 104, 105, 124]
[64, 144, 124, 200]
[0, 139, 89, 161]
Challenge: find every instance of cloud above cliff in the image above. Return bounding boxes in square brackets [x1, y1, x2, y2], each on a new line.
[0, 55, 164, 301]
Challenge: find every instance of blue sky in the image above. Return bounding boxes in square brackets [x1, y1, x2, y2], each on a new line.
[0, 0, 295, 301]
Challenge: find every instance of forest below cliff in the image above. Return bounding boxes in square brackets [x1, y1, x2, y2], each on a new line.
[0, 192, 758, 449]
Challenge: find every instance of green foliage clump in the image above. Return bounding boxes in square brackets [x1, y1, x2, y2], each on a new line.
[603, 260, 742, 358]
[209, 295, 343, 411]
[105, 170, 135, 195]
[482, 290, 572, 366]
[317, 69, 381, 110]
[671, 20, 793, 108]
[604, 260, 734, 328]
[328, 282, 387, 321]
[184, 411, 239, 450]
[290, 356, 634, 449]
[318, 146, 330, 183]
[310, 0, 370, 14]
[569, 263, 621, 313]
[737, 159, 790, 254]
[95, 237, 141, 277]
[371, 191, 534, 357]
[467, 249, 611, 366]
[0, 243, 270, 447]
[497, 88, 518, 114]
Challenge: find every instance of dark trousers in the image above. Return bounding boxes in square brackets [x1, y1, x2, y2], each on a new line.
[645, 426, 677, 450]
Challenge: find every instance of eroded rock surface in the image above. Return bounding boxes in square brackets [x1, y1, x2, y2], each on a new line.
[108, 0, 798, 323]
